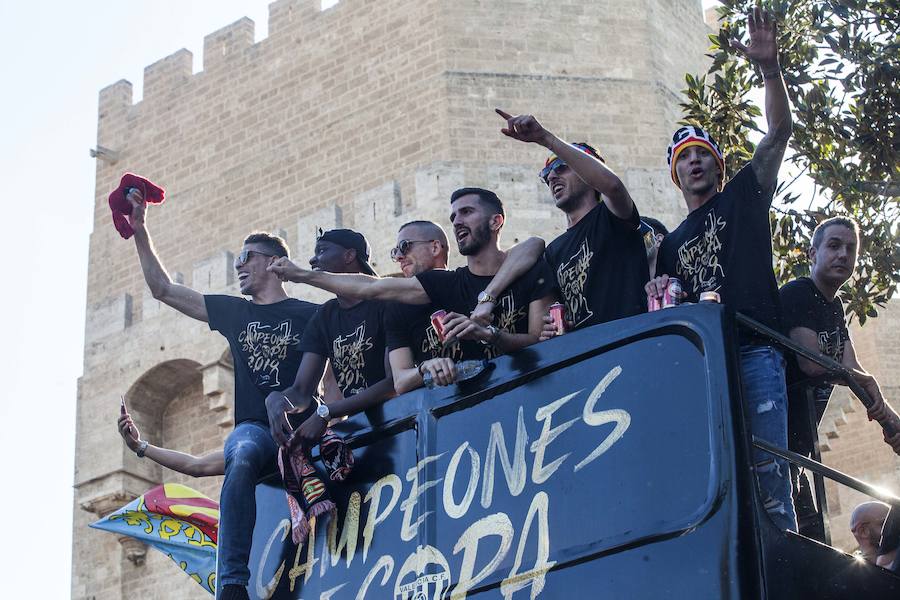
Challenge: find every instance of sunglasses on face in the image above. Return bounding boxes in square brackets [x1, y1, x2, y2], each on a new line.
[390, 239, 436, 262]
[234, 249, 278, 269]
[539, 159, 570, 185]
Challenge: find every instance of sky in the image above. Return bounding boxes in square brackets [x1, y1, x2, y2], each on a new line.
[0, 1, 722, 596]
[0, 2, 273, 595]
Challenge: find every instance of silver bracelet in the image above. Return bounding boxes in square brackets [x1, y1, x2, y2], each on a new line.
[136, 440, 149, 458]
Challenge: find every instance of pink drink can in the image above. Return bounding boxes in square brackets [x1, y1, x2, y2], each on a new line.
[662, 278, 683, 309]
[549, 303, 566, 336]
[430, 310, 448, 342]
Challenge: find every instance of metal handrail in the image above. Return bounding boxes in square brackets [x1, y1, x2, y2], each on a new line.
[736, 312, 897, 436]
[752, 436, 900, 508]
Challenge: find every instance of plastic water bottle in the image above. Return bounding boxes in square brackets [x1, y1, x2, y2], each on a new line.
[423, 359, 488, 389]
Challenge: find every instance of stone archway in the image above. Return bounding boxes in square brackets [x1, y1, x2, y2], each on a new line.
[123, 358, 204, 453]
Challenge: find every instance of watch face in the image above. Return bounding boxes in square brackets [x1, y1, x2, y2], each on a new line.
[317, 404, 330, 419]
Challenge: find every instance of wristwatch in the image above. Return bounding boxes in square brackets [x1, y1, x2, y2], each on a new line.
[136, 440, 149, 458]
[316, 402, 331, 422]
[481, 325, 501, 345]
[477, 291, 496, 305]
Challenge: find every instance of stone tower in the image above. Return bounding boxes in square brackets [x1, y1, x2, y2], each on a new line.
[72, 1, 726, 597]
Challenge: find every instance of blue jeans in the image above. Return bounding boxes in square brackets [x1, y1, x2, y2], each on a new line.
[217, 421, 278, 594]
[740, 345, 797, 532]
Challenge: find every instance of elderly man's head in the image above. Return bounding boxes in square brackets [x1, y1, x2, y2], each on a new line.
[850, 501, 890, 562]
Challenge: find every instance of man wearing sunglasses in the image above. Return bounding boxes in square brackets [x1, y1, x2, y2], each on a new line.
[268, 189, 555, 389]
[383, 220, 461, 391]
[125, 192, 318, 600]
[265, 229, 396, 450]
[494, 109, 650, 340]
[383, 220, 544, 392]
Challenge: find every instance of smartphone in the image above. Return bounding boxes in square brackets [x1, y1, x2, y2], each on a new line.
[120, 396, 127, 415]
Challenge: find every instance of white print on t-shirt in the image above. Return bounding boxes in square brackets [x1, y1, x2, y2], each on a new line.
[556, 239, 595, 327]
[484, 293, 528, 359]
[676, 210, 726, 294]
[817, 328, 845, 362]
[238, 321, 301, 388]
[332, 323, 375, 395]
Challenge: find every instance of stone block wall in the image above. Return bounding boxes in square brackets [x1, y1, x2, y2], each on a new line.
[74, 1, 720, 598]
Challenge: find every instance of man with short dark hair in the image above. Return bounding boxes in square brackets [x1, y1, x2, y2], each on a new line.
[363, 218, 544, 392]
[265, 229, 396, 449]
[493, 109, 649, 339]
[780, 217, 900, 538]
[268, 189, 555, 387]
[648, 8, 797, 530]
[781, 216, 899, 453]
[125, 191, 318, 600]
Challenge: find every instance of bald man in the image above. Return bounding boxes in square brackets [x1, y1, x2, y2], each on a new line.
[850, 501, 890, 563]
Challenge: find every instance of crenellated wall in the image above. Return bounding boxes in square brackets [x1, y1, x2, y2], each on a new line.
[74, 0, 713, 598]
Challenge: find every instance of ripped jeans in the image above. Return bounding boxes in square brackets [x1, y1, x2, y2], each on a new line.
[740, 345, 798, 532]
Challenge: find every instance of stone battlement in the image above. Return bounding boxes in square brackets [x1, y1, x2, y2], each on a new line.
[76, 2, 715, 598]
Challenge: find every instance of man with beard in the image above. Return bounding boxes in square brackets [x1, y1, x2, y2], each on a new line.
[493, 109, 649, 339]
[124, 191, 317, 600]
[647, 8, 797, 530]
[265, 229, 396, 449]
[384, 220, 545, 392]
[268, 188, 555, 384]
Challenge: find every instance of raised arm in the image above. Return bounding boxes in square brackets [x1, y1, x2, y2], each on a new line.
[118, 413, 224, 477]
[127, 191, 208, 322]
[268, 258, 430, 304]
[471, 237, 545, 324]
[495, 108, 634, 220]
[733, 7, 792, 192]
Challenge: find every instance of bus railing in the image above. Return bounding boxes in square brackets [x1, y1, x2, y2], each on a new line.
[735, 312, 898, 549]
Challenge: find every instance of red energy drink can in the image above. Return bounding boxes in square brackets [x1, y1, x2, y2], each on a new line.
[549, 303, 566, 336]
[430, 310, 448, 342]
[662, 278, 683, 308]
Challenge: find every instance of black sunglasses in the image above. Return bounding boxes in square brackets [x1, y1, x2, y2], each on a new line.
[390, 239, 436, 261]
[234, 249, 278, 269]
[539, 160, 570, 185]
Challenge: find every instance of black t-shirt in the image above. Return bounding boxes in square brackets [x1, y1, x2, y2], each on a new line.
[415, 261, 555, 360]
[780, 277, 849, 403]
[544, 201, 648, 330]
[298, 299, 388, 397]
[384, 301, 464, 364]
[657, 164, 781, 340]
[206, 295, 318, 425]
